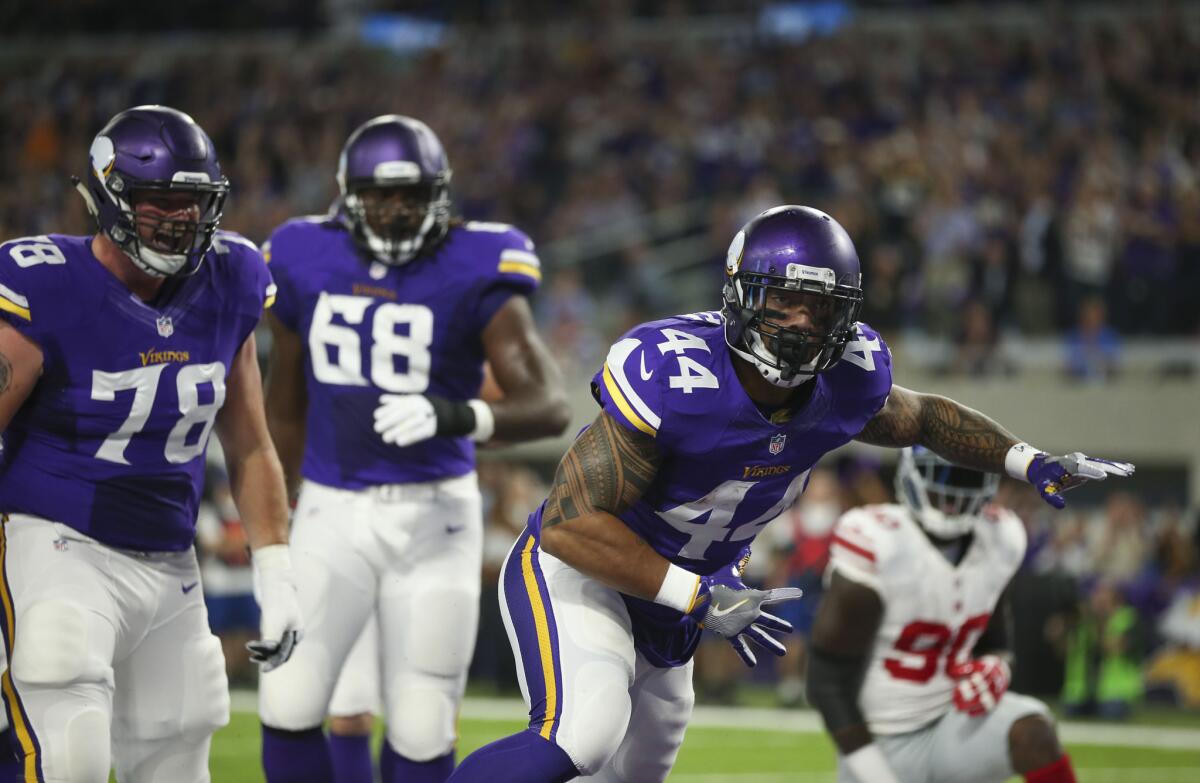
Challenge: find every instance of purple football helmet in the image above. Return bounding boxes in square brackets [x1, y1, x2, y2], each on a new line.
[721, 205, 864, 386]
[337, 115, 452, 265]
[75, 105, 228, 277]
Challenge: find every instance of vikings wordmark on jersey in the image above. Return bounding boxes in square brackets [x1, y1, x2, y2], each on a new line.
[265, 217, 539, 489]
[829, 502, 1026, 735]
[523, 312, 892, 666]
[0, 231, 272, 551]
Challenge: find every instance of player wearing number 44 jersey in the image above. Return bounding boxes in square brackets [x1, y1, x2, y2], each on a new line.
[809, 448, 1075, 783]
[0, 106, 301, 783]
[257, 114, 569, 783]
[448, 205, 1134, 783]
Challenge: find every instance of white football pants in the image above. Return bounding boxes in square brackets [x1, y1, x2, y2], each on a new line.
[1, 514, 229, 783]
[258, 475, 482, 761]
[499, 530, 694, 781]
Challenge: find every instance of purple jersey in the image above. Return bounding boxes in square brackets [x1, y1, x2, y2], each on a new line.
[266, 217, 539, 488]
[529, 311, 893, 665]
[0, 232, 273, 551]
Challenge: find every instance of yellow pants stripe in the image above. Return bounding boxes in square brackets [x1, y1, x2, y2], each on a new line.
[0, 520, 42, 782]
[520, 536, 558, 739]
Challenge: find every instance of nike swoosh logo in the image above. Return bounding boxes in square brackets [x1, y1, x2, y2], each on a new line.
[446, 525, 465, 535]
[181, 582, 199, 594]
[639, 351, 653, 381]
[710, 598, 750, 617]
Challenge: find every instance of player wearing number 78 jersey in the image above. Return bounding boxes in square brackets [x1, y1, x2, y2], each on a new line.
[0, 105, 300, 782]
[809, 448, 1077, 783]
[448, 205, 1133, 783]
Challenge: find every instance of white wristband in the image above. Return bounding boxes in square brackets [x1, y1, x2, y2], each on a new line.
[844, 744, 901, 783]
[654, 563, 702, 614]
[252, 543, 292, 575]
[467, 399, 495, 443]
[1004, 442, 1041, 482]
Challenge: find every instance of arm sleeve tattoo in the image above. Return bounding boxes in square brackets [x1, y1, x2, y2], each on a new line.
[856, 385, 1018, 472]
[541, 413, 662, 530]
[0, 352, 11, 395]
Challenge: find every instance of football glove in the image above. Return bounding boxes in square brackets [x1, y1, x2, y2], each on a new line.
[1007, 444, 1135, 509]
[248, 544, 303, 672]
[949, 655, 1011, 716]
[688, 548, 804, 668]
[373, 393, 493, 447]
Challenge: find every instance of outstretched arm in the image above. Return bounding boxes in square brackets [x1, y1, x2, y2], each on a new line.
[856, 385, 1134, 507]
[854, 385, 1017, 473]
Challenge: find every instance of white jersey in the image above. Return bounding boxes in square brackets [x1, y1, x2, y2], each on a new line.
[828, 503, 1026, 735]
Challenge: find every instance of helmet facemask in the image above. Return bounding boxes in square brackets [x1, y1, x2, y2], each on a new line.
[723, 267, 862, 387]
[895, 447, 1000, 540]
[340, 175, 451, 266]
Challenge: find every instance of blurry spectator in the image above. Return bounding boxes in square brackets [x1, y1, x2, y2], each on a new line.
[1088, 492, 1148, 583]
[195, 464, 259, 688]
[1061, 172, 1121, 326]
[1064, 296, 1120, 382]
[946, 299, 1012, 378]
[1144, 580, 1200, 708]
[1050, 581, 1144, 720]
[1171, 186, 1200, 336]
[1115, 171, 1176, 335]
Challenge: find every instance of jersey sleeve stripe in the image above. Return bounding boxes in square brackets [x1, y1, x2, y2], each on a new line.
[602, 364, 657, 436]
[0, 284, 31, 322]
[497, 260, 543, 281]
[500, 248, 541, 268]
[832, 534, 876, 562]
[264, 283, 277, 310]
[605, 338, 662, 429]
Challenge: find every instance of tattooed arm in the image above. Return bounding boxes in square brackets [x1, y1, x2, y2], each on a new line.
[0, 320, 44, 433]
[539, 410, 671, 601]
[855, 384, 1019, 473]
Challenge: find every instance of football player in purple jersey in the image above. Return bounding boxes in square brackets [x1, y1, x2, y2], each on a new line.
[0, 106, 301, 782]
[257, 115, 569, 783]
[446, 205, 1134, 783]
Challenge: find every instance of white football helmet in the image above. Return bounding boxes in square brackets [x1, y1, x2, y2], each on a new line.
[895, 446, 999, 539]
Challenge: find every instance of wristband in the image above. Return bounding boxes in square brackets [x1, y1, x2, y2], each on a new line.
[843, 744, 900, 783]
[1005, 442, 1041, 482]
[252, 543, 292, 574]
[653, 563, 702, 614]
[467, 399, 495, 442]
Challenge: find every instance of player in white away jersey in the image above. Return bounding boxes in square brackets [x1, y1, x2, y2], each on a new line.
[808, 447, 1078, 783]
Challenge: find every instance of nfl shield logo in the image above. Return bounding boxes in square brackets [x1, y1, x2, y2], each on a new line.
[156, 315, 174, 338]
[769, 433, 786, 455]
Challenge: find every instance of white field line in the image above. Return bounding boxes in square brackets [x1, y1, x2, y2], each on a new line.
[671, 773, 1200, 783]
[230, 691, 1200, 752]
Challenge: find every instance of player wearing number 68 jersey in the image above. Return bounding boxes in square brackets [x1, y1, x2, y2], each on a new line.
[448, 205, 1133, 783]
[257, 114, 569, 783]
[0, 105, 299, 783]
[808, 447, 1077, 783]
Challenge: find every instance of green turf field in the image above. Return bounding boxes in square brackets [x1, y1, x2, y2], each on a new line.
[201, 709, 1200, 783]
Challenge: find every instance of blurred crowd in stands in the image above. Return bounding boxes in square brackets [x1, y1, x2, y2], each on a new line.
[4, 4, 1200, 382]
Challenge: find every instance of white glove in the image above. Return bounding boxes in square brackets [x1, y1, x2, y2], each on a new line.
[373, 393, 438, 448]
[248, 544, 303, 672]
